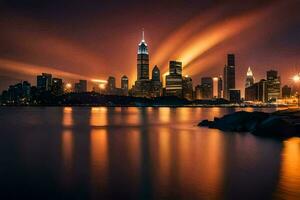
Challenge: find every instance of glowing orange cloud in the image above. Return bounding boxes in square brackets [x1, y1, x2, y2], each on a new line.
[153, 1, 282, 81]
[0, 58, 106, 83]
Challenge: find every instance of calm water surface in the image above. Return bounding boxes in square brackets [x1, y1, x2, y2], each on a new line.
[0, 107, 299, 200]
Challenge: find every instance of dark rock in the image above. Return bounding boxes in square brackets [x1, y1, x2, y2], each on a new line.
[198, 109, 300, 139]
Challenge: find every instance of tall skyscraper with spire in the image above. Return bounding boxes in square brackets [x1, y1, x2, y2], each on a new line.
[137, 30, 149, 80]
[133, 31, 152, 97]
[245, 67, 255, 88]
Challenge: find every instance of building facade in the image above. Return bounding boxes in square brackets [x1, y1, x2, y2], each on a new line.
[165, 61, 183, 98]
[266, 70, 281, 102]
[223, 54, 235, 100]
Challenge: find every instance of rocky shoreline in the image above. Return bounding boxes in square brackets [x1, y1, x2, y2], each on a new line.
[198, 109, 300, 139]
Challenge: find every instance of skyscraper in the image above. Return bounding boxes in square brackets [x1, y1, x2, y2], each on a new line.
[217, 76, 223, 98]
[245, 67, 255, 88]
[200, 77, 213, 99]
[107, 76, 116, 95]
[166, 61, 183, 98]
[266, 70, 281, 102]
[137, 31, 149, 80]
[182, 76, 193, 100]
[75, 80, 87, 93]
[37, 73, 52, 91]
[150, 66, 162, 97]
[223, 54, 235, 100]
[121, 75, 129, 96]
[51, 78, 63, 96]
[133, 31, 152, 97]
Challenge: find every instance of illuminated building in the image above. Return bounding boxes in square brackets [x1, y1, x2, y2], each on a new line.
[75, 80, 87, 93]
[182, 76, 193, 100]
[137, 31, 149, 80]
[212, 77, 222, 98]
[218, 76, 223, 98]
[51, 78, 63, 96]
[121, 75, 129, 96]
[37, 73, 52, 91]
[133, 31, 151, 97]
[150, 66, 162, 97]
[223, 54, 236, 100]
[266, 70, 281, 102]
[195, 85, 201, 100]
[229, 89, 241, 103]
[200, 77, 213, 99]
[106, 76, 116, 95]
[282, 85, 292, 98]
[165, 61, 183, 98]
[245, 67, 255, 88]
[245, 79, 267, 102]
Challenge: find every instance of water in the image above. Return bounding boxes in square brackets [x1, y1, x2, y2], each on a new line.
[0, 107, 299, 199]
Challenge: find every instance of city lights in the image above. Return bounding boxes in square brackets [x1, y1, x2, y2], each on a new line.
[293, 74, 300, 83]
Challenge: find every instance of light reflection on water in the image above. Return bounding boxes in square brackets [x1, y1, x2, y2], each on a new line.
[0, 107, 299, 199]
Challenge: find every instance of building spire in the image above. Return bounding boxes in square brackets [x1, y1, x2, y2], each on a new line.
[142, 29, 145, 41]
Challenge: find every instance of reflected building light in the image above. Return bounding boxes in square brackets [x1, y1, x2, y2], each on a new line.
[159, 107, 171, 123]
[276, 138, 300, 199]
[63, 107, 73, 127]
[61, 130, 74, 187]
[90, 129, 109, 190]
[90, 107, 108, 127]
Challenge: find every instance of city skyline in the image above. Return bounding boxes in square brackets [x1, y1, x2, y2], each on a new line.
[1, 0, 300, 93]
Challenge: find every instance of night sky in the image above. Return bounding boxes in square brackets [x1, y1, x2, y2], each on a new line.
[1, 0, 300, 94]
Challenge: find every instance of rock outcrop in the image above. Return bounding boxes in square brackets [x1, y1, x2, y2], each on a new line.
[198, 109, 300, 138]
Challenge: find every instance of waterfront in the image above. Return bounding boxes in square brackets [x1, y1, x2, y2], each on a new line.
[0, 107, 299, 199]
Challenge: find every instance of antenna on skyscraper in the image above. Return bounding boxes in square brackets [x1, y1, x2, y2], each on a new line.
[142, 28, 145, 41]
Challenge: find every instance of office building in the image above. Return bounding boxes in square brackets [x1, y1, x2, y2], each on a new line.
[195, 85, 201, 100]
[107, 76, 116, 95]
[282, 85, 292, 98]
[266, 70, 281, 102]
[51, 78, 63, 96]
[165, 61, 183, 98]
[133, 31, 151, 97]
[245, 79, 267, 102]
[182, 76, 193, 100]
[121, 75, 129, 96]
[37, 73, 52, 91]
[200, 77, 213, 99]
[150, 66, 162, 97]
[229, 89, 241, 103]
[223, 54, 235, 100]
[218, 76, 223, 98]
[75, 80, 87, 93]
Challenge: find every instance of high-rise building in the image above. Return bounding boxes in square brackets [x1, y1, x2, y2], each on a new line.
[245, 67, 255, 88]
[282, 85, 292, 98]
[52, 78, 63, 96]
[137, 31, 149, 80]
[150, 66, 162, 97]
[37, 73, 52, 91]
[121, 75, 129, 96]
[200, 77, 213, 99]
[182, 76, 193, 100]
[212, 77, 221, 98]
[75, 80, 87, 93]
[165, 61, 183, 98]
[218, 76, 223, 98]
[245, 79, 267, 102]
[195, 85, 201, 100]
[223, 54, 235, 100]
[107, 76, 116, 95]
[169, 61, 182, 76]
[133, 31, 151, 97]
[266, 70, 281, 102]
